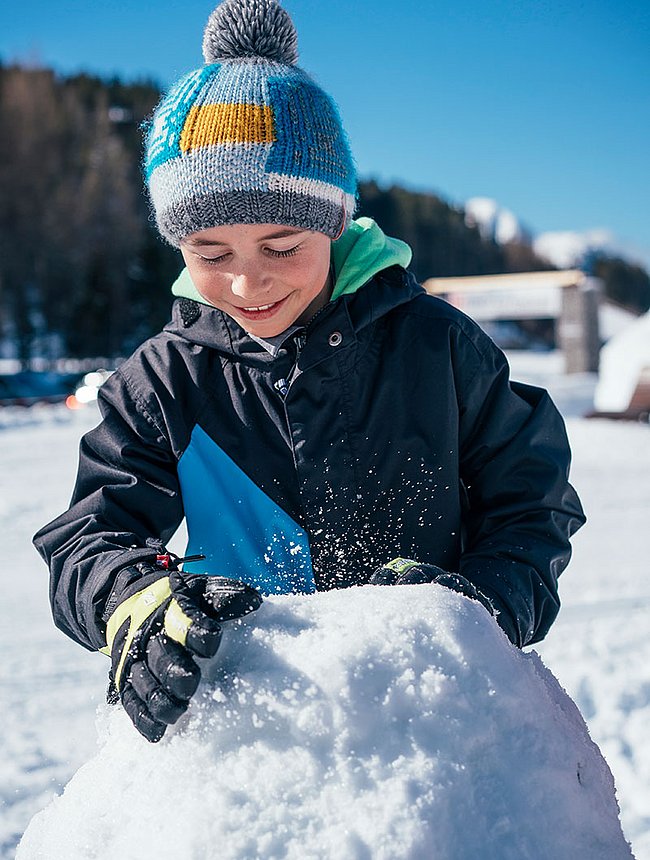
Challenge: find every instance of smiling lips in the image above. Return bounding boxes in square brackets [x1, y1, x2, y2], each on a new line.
[235, 295, 289, 319]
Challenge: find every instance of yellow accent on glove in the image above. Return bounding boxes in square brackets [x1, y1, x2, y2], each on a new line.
[385, 558, 420, 575]
[103, 577, 172, 691]
[164, 598, 193, 645]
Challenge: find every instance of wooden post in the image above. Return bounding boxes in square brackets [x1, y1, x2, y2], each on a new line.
[558, 279, 601, 373]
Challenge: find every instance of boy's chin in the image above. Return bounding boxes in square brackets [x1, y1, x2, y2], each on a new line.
[238, 317, 293, 339]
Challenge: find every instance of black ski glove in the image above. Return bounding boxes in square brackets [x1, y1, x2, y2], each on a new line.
[369, 557, 496, 617]
[103, 562, 262, 742]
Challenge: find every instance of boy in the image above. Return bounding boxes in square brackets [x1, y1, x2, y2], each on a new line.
[34, 0, 585, 742]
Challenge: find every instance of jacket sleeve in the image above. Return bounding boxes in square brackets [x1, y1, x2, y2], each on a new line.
[33, 369, 184, 652]
[454, 324, 586, 647]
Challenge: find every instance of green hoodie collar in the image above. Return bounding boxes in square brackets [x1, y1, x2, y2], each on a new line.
[171, 217, 412, 306]
[330, 217, 412, 299]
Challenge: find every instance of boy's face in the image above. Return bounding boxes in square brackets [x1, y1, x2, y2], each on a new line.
[180, 223, 332, 338]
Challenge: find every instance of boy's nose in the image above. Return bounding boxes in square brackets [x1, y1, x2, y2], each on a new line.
[230, 271, 268, 300]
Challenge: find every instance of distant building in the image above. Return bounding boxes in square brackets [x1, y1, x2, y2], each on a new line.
[423, 270, 601, 374]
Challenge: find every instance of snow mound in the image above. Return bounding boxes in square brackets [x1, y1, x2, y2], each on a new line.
[595, 310, 650, 412]
[17, 586, 632, 860]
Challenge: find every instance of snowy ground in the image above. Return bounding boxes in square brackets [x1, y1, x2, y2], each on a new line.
[0, 352, 648, 858]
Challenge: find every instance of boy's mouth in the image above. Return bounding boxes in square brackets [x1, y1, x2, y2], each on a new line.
[235, 295, 289, 320]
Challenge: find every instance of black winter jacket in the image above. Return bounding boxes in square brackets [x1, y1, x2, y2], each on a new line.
[34, 266, 585, 650]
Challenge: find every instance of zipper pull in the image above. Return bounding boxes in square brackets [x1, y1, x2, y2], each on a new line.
[274, 378, 289, 399]
[274, 330, 305, 400]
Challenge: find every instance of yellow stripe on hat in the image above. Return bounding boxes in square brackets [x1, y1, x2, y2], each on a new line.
[180, 103, 276, 150]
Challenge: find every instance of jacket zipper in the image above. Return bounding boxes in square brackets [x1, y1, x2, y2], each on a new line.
[273, 295, 336, 401]
[274, 330, 307, 400]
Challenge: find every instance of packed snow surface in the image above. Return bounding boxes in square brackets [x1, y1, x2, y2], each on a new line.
[2, 353, 649, 858]
[16, 586, 632, 860]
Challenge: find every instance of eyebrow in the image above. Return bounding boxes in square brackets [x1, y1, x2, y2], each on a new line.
[184, 228, 306, 247]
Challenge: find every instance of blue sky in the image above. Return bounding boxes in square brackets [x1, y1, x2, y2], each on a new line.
[2, 0, 649, 266]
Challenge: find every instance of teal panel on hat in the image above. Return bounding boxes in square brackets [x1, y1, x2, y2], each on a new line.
[145, 64, 221, 181]
[266, 75, 356, 194]
[177, 423, 316, 595]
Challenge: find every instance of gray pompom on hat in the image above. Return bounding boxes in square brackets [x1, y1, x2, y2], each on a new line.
[202, 0, 299, 65]
[145, 0, 356, 246]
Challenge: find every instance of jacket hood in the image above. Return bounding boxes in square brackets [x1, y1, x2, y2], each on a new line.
[170, 217, 412, 306]
[330, 217, 412, 299]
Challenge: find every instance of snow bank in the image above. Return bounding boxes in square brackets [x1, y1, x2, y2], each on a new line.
[17, 585, 632, 860]
[594, 311, 650, 412]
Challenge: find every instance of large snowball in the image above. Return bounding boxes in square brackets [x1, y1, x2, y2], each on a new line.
[18, 585, 632, 859]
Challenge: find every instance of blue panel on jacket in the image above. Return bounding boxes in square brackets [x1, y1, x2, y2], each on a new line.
[177, 424, 315, 595]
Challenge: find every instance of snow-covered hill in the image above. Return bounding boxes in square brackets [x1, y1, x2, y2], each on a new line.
[1, 355, 649, 858]
[533, 228, 617, 269]
[463, 195, 644, 272]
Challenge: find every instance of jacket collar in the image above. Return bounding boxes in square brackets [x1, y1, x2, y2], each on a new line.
[164, 265, 423, 365]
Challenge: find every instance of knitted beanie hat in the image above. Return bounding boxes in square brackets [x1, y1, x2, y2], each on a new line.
[144, 0, 357, 246]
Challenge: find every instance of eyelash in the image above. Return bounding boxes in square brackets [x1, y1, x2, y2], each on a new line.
[268, 245, 300, 258]
[198, 245, 301, 264]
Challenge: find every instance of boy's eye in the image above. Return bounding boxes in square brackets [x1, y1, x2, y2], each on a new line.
[194, 244, 301, 263]
[198, 252, 229, 264]
[267, 244, 301, 258]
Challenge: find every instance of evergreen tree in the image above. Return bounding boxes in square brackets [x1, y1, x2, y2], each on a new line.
[357, 181, 552, 282]
[0, 65, 180, 362]
[591, 255, 650, 314]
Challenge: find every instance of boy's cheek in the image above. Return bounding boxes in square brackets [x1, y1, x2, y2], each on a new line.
[185, 266, 226, 304]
